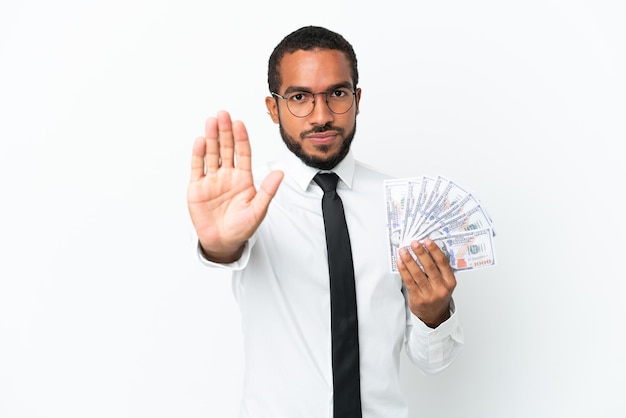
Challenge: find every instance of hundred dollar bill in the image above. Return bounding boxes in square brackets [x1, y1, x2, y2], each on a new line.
[401, 176, 434, 244]
[398, 178, 420, 241]
[421, 175, 448, 215]
[402, 176, 438, 244]
[420, 199, 494, 240]
[418, 179, 468, 233]
[432, 227, 496, 271]
[384, 178, 410, 273]
[418, 192, 480, 238]
[405, 175, 448, 241]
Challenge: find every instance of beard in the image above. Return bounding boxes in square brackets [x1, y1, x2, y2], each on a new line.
[279, 119, 357, 171]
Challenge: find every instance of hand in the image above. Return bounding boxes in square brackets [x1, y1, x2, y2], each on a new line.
[187, 111, 284, 263]
[396, 239, 457, 328]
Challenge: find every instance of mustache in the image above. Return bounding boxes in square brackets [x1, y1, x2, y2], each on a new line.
[300, 124, 344, 139]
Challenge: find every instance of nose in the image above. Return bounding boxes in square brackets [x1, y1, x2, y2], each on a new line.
[308, 93, 334, 125]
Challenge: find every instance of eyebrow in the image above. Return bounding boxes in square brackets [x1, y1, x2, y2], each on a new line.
[283, 82, 354, 95]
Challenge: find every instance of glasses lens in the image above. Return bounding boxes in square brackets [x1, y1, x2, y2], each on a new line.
[327, 88, 354, 114]
[286, 92, 314, 118]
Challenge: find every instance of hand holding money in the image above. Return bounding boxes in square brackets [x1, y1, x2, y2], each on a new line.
[396, 238, 457, 328]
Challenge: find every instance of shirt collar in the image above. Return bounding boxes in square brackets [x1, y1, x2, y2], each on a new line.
[282, 150, 356, 192]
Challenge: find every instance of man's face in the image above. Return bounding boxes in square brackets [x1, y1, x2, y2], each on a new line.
[266, 49, 361, 170]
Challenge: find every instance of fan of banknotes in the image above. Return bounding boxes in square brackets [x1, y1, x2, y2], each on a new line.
[384, 175, 496, 273]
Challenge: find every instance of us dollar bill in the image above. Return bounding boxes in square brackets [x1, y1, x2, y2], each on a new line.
[422, 179, 469, 227]
[401, 177, 433, 244]
[422, 201, 495, 240]
[432, 228, 496, 271]
[384, 178, 410, 273]
[402, 176, 437, 244]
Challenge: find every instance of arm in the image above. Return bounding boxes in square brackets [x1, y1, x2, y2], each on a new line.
[397, 239, 464, 373]
[187, 111, 284, 263]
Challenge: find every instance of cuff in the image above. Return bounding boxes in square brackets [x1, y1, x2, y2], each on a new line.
[409, 299, 464, 367]
[196, 239, 253, 271]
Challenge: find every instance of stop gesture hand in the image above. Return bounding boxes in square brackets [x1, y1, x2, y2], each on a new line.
[187, 111, 284, 263]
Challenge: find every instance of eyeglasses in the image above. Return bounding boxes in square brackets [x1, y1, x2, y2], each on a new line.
[271, 87, 356, 118]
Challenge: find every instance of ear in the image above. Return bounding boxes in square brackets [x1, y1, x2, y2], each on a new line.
[265, 96, 280, 124]
[355, 87, 362, 115]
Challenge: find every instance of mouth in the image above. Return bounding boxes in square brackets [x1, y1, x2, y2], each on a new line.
[305, 132, 339, 145]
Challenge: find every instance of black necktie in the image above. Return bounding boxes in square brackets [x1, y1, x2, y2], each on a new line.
[313, 172, 362, 418]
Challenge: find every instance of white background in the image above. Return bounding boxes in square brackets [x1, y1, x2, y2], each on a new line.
[1, 1, 625, 417]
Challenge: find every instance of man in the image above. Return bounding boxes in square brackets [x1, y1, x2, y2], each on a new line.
[187, 26, 463, 418]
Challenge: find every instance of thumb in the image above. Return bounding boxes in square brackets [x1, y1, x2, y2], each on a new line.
[251, 170, 284, 214]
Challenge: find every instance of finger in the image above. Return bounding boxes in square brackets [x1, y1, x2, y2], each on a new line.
[190, 136, 207, 181]
[422, 238, 457, 288]
[397, 247, 429, 293]
[204, 117, 220, 172]
[409, 241, 437, 290]
[232, 119, 252, 172]
[217, 110, 235, 168]
[396, 248, 418, 292]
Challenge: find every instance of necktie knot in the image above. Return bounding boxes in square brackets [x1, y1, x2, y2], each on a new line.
[314, 172, 339, 193]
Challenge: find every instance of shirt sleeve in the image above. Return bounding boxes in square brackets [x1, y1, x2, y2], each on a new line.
[195, 233, 257, 271]
[403, 297, 465, 375]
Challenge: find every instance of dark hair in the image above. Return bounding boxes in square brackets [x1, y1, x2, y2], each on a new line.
[267, 26, 359, 94]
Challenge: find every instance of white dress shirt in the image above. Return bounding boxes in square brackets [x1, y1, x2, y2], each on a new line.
[199, 150, 464, 418]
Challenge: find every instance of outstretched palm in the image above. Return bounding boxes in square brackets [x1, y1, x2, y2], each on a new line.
[187, 111, 283, 263]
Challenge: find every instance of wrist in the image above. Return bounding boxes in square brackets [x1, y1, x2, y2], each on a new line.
[198, 241, 245, 264]
[422, 310, 450, 329]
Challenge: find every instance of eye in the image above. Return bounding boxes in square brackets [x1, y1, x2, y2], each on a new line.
[330, 88, 353, 100]
[289, 92, 311, 102]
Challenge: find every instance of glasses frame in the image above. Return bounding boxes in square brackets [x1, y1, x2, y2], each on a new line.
[271, 88, 357, 118]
